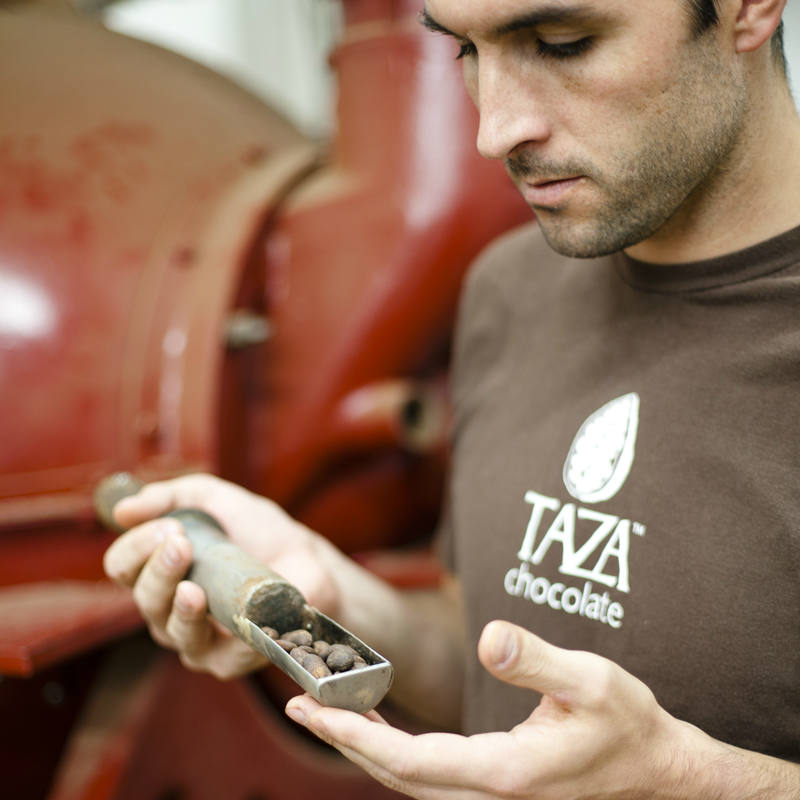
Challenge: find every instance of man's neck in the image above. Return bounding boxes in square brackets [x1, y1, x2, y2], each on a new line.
[625, 80, 800, 265]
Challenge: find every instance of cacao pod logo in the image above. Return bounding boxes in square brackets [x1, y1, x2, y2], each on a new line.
[563, 393, 640, 503]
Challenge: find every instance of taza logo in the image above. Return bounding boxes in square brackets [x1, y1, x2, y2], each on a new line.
[562, 393, 640, 503]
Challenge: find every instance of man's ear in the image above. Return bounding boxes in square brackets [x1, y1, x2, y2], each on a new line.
[733, 0, 786, 54]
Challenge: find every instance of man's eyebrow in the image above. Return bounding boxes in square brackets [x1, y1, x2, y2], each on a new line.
[419, 4, 606, 39]
[495, 5, 604, 35]
[419, 9, 455, 37]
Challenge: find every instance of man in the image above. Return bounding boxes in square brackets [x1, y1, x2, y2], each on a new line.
[105, 0, 800, 796]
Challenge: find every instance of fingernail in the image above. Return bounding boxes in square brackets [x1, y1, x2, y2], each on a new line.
[286, 705, 307, 726]
[490, 625, 517, 668]
[161, 536, 182, 568]
[150, 518, 179, 544]
[174, 593, 191, 615]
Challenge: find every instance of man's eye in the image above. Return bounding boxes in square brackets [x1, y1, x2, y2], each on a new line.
[455, 41, 477, 60]
[454, 35, 592, 62]
[536, 37, 593, 59]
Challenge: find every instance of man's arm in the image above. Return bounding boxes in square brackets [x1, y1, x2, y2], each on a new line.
[316, 535, 465, 730]
[701, 745, 800, 799]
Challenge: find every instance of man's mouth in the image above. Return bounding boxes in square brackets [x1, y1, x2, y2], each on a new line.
[520, 176, 583, 207]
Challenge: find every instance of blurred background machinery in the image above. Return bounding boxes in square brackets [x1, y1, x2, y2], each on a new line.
[0, 0, 531, 797]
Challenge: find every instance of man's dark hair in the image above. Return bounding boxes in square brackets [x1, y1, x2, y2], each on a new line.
[687, 0, 786, 74]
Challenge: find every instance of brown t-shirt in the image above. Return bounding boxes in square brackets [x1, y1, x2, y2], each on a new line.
[443, 221, 800, 760]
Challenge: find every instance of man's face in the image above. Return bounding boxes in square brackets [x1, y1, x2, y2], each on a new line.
[423, 0, 749, 259]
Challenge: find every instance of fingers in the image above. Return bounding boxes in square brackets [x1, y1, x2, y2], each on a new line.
[185, 636, 269, 679]
[112, 475, 216, 529]
[165, 580, 212, 655]
[477, 620, 596, 705]
[108, 529, 267, 675]
[112, 483, 172, 530]
[285, 696, 428, 794]
[285, 695, 517, 795]
[131, 531, 193, 634]
[103, 474, 273, 679]
[104, 517, 196, 644]
[476, 619, 647, 717]
[165, 581, 267, 677]
[103, 516, 184, 587]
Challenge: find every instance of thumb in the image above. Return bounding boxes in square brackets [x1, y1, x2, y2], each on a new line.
[477, 620, 590, 704]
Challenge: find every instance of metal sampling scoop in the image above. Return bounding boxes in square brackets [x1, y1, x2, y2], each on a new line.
[94, 472, 394, 713]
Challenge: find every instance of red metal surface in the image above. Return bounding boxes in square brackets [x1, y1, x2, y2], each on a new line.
[48, 642, 162, 800]
[0, 651, 106, 800]
[0, 1, 531, 797]
[0, 8, 308, 536]
[222, 6, 530, 550]
[0, 581, 139, 677]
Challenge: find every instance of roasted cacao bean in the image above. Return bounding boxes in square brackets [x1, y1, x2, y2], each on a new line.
[326, 644, 358, 672]
[283, 629, 314, 647]
[290, 645, 314, 664]
[313, 640, 332, 659]
[301, 652, 332, 679]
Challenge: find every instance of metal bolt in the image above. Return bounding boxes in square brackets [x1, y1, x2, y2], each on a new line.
[42, 681, 65, 707]
[224, 310, 272, 349]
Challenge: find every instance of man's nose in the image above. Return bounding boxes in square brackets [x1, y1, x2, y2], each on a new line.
[474, 59, 551, 161]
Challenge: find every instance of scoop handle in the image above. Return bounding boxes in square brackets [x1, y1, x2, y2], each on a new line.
[94, 472, 308, 633]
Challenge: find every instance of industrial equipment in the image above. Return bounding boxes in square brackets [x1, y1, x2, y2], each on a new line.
[0, 1, 531, 797]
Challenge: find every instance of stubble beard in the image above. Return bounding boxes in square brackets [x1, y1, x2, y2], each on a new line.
[506, 40, 749, 260]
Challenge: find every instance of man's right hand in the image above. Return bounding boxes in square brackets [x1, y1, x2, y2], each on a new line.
[102, 473, 340, 679]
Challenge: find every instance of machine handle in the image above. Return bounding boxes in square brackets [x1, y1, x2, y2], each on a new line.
[94, 473, 309, 636]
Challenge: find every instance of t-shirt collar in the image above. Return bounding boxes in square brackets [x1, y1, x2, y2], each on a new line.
[612, 222, 800, 293]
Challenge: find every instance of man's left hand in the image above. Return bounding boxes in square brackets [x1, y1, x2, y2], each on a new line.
[284, 620, 786, 799]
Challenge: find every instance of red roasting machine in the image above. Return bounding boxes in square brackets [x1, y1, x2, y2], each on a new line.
[0, 1, 531, 797]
